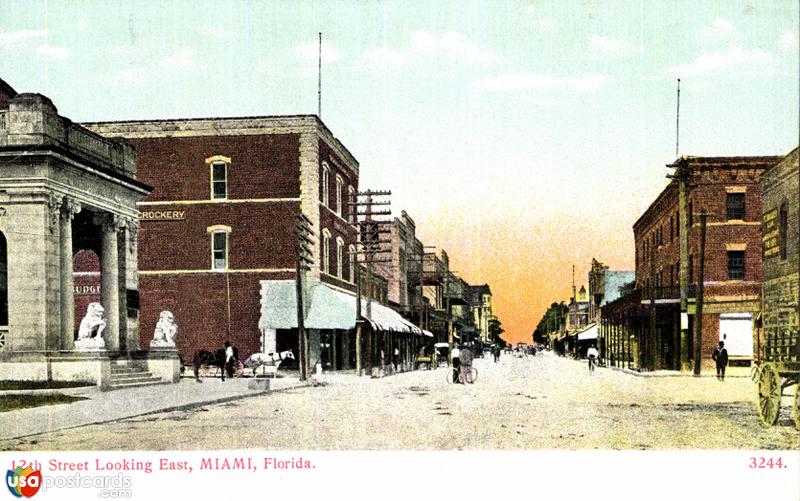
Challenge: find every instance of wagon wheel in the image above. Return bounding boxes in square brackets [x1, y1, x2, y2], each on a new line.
[755, 363, 781, 427]
[794, 381, 800, 432]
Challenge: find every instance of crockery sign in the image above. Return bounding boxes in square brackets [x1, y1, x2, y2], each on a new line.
[139, 210, 186, 221]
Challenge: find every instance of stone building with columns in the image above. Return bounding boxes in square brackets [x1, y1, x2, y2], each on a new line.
[0, 78, 175, 387]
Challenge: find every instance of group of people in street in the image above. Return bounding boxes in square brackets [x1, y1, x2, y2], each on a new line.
[450, 344, 474, 384]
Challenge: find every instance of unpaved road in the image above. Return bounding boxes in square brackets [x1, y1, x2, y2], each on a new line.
[3, 352, 798, 450]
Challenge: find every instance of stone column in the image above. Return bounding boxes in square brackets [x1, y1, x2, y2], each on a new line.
[100, 215, 125, 352]
[59, 199, 81, 350]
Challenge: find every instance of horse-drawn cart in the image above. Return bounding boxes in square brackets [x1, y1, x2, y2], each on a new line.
[753, 327, 800, 430]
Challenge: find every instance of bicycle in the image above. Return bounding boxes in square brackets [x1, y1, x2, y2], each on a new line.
[446, 366, 478, 384]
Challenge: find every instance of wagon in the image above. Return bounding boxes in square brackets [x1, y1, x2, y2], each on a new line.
[753, 327, 800, 430]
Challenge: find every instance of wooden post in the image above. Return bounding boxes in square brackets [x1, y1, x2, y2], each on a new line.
[355, 255, 362, 376]
[295, 242, 307, 381]
[693, 212, 707, 377]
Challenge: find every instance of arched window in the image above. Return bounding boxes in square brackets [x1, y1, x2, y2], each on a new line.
[348, 185, 356, 223]
[321, 162, 330, 207]
[206, 155, 231, 201]
[322, 229, 331, 274]
[336, 237, 344, 278]
[207, 225, 232, 270]
[335, 175, 343, 216]
[0, 231, 7, 328]
[779, 202, 788, 260]
[349, 244, 356, 283]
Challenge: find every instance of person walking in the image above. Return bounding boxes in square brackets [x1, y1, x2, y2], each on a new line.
[393, 347, 400, 373]
[222, 341, 235, 381]
[450, 345, 461, 383]
[587, 345, 599, 372]
[459, 344, 474, 384]
[712, 341, 729, 381]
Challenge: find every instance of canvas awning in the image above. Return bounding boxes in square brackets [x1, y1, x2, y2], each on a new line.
[577, 323, 598, 341]
[259, 280, 428, 335]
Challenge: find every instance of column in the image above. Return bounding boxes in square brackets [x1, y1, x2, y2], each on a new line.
[101, 214, 124, 352]
[60, 199, 81, 350]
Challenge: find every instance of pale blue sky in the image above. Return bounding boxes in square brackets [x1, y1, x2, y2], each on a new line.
[2, 0, 797, 340]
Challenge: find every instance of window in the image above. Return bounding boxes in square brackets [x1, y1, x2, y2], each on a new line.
[348, 186, 355, 223]
[206, 155, 231, 200]
[727, 193, 745, 220]
[727, 251, 745, 280]
[321, 162, 330, 207]
[688, 254, 694, 283]
[688, 201, 693, 225]
[349, 244, 356, 283]
[322, 229, 331, 274]
[212, 232, 228, 270]
[336, 237, 344, 278]
[779, 203, 788, 260]
[335, 176, 343, 217]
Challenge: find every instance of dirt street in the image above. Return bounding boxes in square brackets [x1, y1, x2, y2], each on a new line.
[3, 351, 798, 450]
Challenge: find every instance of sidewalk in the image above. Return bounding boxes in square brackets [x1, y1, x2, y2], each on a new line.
[0, 375, 305, 441]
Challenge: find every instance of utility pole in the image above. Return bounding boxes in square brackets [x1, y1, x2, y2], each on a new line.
[349, 189, 392, 376]
[693, 212, 708, 377]
[668, 160, 691, 371]
[295, 214, 315, 381]
[649, 242, 658, 371]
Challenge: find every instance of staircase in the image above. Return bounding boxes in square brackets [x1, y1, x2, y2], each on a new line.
[108, 360, 164, 390]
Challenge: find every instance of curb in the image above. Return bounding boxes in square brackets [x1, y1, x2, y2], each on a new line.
[0, 381, 311, 442]
[606, 365, 751, 378]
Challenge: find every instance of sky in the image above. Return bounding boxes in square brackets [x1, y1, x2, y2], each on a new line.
[1, 0, 798, 344]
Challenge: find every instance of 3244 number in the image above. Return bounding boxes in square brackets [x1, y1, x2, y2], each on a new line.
[748, 457, 786, 469]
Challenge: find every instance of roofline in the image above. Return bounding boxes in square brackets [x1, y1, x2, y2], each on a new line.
[635, 154, 783, 232]
[82, 114, 360, 169]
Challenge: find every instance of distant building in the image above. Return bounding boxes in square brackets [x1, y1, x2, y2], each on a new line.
[589, 258, 634, 358]
[760, 147, 798, 362]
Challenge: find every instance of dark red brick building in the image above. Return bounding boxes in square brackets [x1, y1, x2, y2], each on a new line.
[84, 116, 360, 365]
[603, 155, 782, 372]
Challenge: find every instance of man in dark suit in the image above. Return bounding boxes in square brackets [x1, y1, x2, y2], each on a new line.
[712, 341, 729, 381]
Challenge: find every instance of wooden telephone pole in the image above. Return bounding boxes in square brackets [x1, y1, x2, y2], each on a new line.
[295, 214, 315, 381]
[693, 212, 709, 377]
[349, 189, 392, 375]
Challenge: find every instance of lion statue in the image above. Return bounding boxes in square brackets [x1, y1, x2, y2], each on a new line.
[75, 302, 106, 350]
[150, 310, 178, 348]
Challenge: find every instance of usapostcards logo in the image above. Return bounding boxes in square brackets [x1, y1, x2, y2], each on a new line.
[6, 467, 41, 498]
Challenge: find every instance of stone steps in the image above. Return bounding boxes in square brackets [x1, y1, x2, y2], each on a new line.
[107, 361, 164, 390]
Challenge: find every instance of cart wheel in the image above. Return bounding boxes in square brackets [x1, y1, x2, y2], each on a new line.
[794, 383, 800, 432]
[755, 363, 781, 427]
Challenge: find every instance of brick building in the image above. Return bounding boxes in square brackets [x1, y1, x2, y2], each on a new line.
[604, 155, 782, 372]
[761, 147, 799, 362]
[84, 116, 365, 366]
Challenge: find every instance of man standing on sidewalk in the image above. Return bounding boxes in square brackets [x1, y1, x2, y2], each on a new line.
[712, 341, 729, 381]
[587, 345, 599, 372]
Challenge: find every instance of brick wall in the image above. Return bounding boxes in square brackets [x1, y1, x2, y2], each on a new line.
[129, 134, 302, 202]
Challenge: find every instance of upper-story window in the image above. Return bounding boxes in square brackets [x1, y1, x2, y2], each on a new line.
[727, 250, 745, 280]
[322, 229, 331, 274]
[727, 192, 745, 220]
[335, 175, 343, 216]
[336, 237, 344, 278]
[779, 203, 788, 260]
[321, 162, 330, 207]
[348, 185, 356, 223]
[206, 155, 231, 200]
[207, 224, 232, 270]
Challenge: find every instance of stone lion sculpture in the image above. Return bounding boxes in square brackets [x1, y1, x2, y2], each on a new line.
[75, 302, 106, 350]
[150, 310, 178, 348]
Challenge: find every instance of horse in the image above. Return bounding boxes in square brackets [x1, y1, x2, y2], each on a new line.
[192, 346, 239, 381]
[243, 350, 295, 377]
